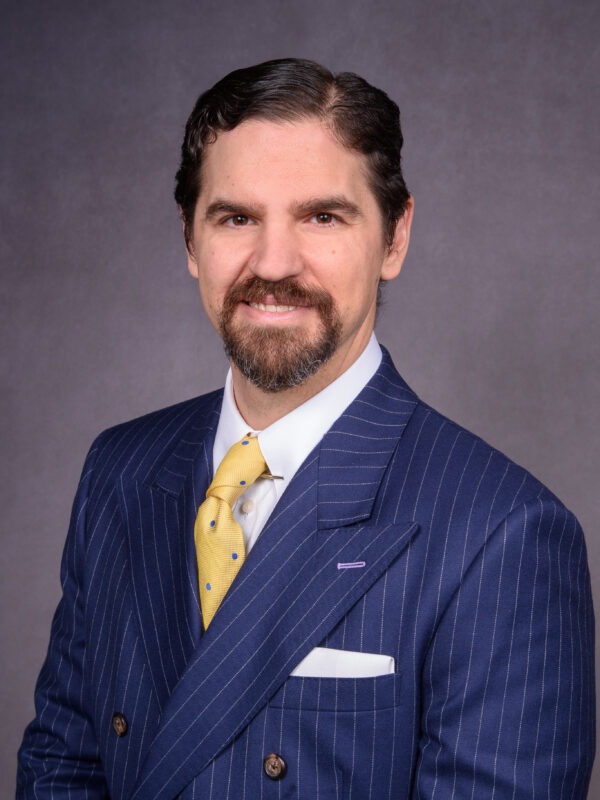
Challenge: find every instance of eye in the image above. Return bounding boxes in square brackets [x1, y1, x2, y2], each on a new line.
[312, 212, 336, 225]
[225, 214, 252, 227]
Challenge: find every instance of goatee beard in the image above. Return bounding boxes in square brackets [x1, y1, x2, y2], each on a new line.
[219, 277, 342, 392]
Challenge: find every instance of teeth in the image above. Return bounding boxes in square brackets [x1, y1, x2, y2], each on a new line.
[249, 303, 299, 312]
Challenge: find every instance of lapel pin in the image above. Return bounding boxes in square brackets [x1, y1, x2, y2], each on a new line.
[337, 561, 366, 570]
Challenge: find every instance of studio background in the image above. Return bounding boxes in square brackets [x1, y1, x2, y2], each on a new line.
[1, 0, 598, 795]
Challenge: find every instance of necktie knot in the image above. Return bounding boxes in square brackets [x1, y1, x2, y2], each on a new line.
[206, 435, 267, 506]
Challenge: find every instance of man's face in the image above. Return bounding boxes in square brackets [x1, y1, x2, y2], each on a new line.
[186, 118, 412, 392]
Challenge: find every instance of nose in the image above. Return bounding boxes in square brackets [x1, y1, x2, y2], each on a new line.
[248, 221, 304, 282]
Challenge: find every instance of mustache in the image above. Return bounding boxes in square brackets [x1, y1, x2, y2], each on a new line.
[222, 277, 334, 313]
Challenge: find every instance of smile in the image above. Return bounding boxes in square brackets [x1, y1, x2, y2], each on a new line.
[247, 302, 301, 313]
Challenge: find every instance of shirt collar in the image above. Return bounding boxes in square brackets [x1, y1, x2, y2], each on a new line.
[213, 333, 382, 498]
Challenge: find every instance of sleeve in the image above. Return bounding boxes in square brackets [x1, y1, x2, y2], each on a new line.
[412, 498, 595, 799]
[17, 438, 110, 798]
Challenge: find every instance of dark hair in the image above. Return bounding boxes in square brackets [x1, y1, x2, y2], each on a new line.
[175, 58, 410, 248]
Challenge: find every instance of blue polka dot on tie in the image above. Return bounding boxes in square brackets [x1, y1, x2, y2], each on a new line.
[232, 552, 238, 560]
[242, 440, 249, 445]
[210, 520, 215, 527]
[240, 480, 246, 485]
[206, 583, 211, 590]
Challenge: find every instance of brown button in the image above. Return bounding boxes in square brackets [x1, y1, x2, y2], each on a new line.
[112, 712, 128, 737]
[263, 752, 286, 780]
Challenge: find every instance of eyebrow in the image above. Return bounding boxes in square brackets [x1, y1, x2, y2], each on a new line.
[203, 195, 363, 221]
[290, 196, 363, 219]
[204, 200, 264, 221]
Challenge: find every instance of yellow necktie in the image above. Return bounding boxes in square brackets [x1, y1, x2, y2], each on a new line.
[195, 434, 267, 629]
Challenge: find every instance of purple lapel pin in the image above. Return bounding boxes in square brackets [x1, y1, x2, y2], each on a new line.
[337, 561, 366, 570]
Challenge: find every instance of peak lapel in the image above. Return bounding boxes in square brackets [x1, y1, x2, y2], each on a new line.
[318, 346, 418, 528]
[118, 392, 221, 707]
[131, 350, 421, 799]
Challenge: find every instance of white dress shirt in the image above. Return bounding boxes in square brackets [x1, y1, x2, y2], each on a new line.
[212, 333, 382, 553]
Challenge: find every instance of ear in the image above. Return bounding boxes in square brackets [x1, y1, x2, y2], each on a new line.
[186, 242, 199, 279]
[380, 196, 414, 282]
[180, 208, 199, 278]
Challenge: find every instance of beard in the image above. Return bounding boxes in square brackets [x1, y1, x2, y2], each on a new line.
[219, 277, 343, 392]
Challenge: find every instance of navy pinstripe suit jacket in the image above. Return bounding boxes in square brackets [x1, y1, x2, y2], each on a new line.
[18, 348, 595, 798]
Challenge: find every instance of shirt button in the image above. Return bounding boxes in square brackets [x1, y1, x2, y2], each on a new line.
[241, 499, 255, 514]
[263, 752, 286, 780]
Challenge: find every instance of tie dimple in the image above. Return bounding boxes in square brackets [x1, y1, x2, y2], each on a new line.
[195, 435, 267, 629]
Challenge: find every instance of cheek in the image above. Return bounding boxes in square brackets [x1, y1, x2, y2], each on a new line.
[307, 240, 364, 285]
[339, 283, 378, 316]
[197, 240, 249, 291]
[196, 249, 229, 294]
[195, 269, 226, 323]
[330, 253, 382, 309]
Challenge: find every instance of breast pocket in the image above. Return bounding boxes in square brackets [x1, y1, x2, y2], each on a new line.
[263, 674, 402, 799]
[269, 672, 400, 711]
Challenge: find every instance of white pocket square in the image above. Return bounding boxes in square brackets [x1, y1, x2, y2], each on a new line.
[290, 647, 395, 678]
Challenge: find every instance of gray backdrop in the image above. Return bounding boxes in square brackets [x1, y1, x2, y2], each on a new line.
[2, 0, 598, 795]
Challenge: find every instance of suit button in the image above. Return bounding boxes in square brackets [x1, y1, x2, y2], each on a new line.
[112, 712, 128, 737]
[263, 752, 286, 780]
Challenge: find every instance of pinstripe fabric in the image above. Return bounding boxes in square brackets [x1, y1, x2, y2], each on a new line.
[17, 349, 594, 799]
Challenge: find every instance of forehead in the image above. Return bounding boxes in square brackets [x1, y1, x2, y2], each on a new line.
[198, 118, 376, 206]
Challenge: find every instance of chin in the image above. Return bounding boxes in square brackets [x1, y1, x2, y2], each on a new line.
[221, 320, 342, 393]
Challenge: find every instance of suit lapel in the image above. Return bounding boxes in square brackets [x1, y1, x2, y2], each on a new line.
[316, 347, 418, 527]
[119, 391, 221, 707]
[131, 349, 420, 800]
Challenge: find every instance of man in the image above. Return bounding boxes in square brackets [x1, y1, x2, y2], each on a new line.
[18, 59, 594, 798]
